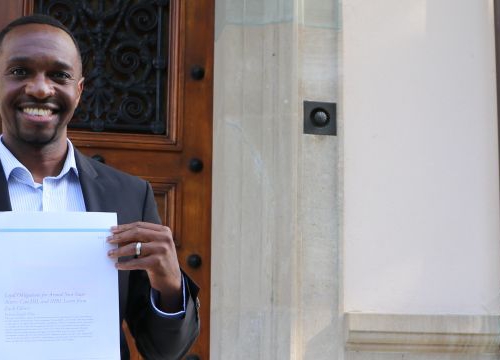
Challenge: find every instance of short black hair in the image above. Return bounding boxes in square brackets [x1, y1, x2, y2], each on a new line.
[0, 14, 81, 60]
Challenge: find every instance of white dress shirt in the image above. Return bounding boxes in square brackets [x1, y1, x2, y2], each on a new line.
[0, 137, 85, 211]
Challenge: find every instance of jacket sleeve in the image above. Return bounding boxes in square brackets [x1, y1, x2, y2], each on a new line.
[125, 181, 200, 360]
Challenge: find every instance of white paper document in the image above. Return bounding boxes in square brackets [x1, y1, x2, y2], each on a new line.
[0, 211, 119, 360]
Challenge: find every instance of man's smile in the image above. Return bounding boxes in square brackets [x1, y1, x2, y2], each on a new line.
[16, 101, 60, 122]
[22, 107, 54, 116]
[17, 104, 59, 124]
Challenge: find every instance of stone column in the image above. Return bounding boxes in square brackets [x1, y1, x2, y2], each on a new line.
[211, 0, 341, 359]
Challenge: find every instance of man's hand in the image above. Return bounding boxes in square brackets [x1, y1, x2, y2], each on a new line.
[107, 222, 183, 312]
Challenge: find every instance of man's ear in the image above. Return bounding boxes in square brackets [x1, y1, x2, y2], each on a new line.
[76, 77, 85, 103]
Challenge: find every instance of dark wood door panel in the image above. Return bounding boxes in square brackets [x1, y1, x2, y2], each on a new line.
[75, 147, 185, 177]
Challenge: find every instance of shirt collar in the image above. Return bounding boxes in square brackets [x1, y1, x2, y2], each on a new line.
[0, 135, 79, 181]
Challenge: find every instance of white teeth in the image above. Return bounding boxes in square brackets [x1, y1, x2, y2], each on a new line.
[23, 108, 53, 116]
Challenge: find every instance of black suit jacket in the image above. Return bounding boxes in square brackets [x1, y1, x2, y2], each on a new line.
[0, 149, 199, 360]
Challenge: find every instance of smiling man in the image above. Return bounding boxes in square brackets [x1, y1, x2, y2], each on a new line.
[0, 14, 199, 360]
[0, 20, 84, 180]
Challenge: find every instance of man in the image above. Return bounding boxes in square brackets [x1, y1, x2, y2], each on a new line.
[0, 14, 199, 359]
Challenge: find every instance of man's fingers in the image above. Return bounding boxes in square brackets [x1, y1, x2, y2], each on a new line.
[106, 221, 181, 294]
[108, 241, 150, 258]
[107, 223, 173, 245]
[111, 222, 168, 234]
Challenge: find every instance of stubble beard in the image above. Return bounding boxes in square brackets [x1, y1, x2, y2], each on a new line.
[14, 115, 64, 149]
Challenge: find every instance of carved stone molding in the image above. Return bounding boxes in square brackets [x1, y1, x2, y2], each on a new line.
[345, 313, 500, 354]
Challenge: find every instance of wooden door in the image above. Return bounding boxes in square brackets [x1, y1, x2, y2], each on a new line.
[0, 1, 213, 359]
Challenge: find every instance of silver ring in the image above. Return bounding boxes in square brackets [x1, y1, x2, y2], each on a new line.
[135, 242, 142, 257]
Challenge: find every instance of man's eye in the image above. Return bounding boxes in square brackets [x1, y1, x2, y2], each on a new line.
[10, 68, 27, 76]
[51, 72, 72, 80]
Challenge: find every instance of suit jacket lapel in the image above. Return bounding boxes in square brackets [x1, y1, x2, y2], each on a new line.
[0, 159, 12, 211]
[74, 149, 104, 212]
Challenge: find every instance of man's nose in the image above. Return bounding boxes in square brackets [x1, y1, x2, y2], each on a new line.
[25, 74, 55, 99]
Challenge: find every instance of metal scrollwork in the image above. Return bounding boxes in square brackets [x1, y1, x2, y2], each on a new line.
[35, 0, 169, 134]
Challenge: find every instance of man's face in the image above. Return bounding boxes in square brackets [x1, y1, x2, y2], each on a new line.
[0, 23, 84, 148]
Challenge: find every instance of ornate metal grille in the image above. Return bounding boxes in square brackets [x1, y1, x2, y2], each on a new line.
[35, 0, 170, 134]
